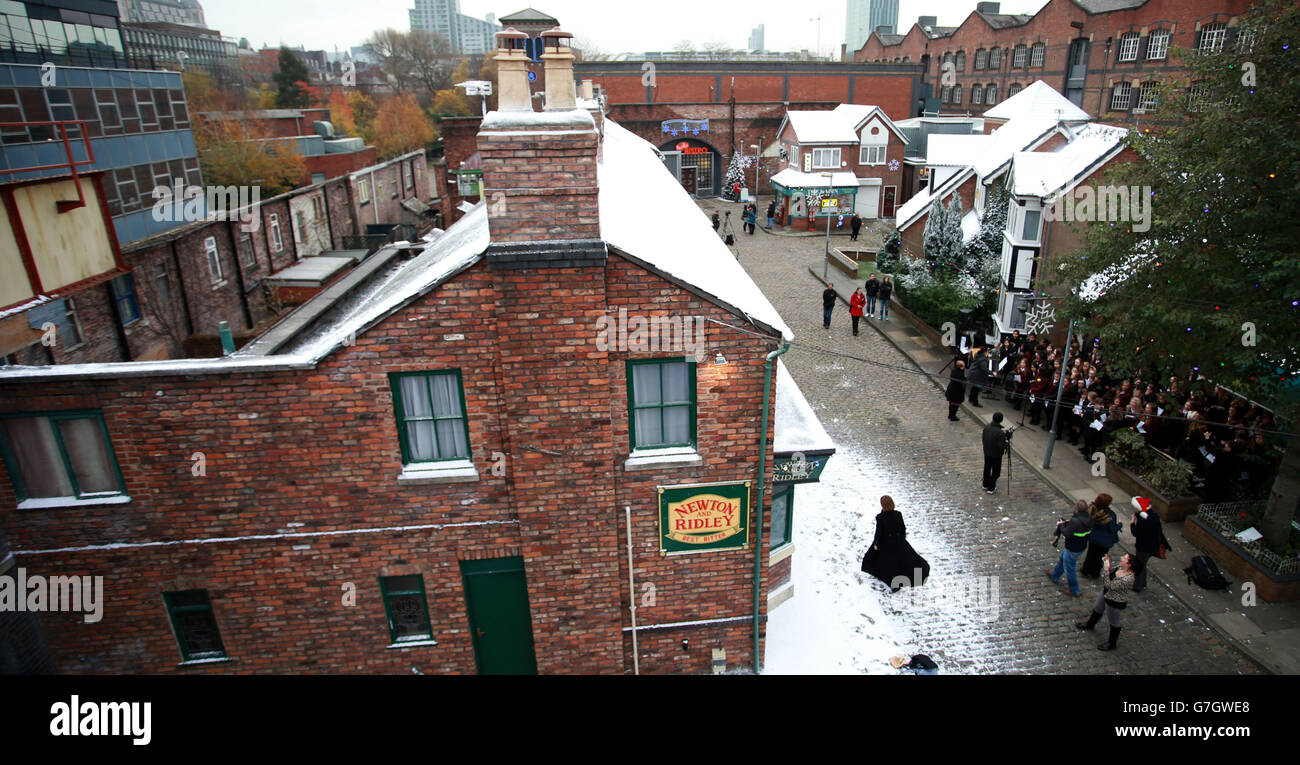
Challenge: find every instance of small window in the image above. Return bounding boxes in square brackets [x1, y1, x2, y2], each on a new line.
[1030, 43, 1046, 67]
[1197, 22, 1227, 54]
[154, 263, 171, 306]
[974, 49, 987, 70]
[203, 236, 222, 283]
[628, 359, 695, 451]
[954, 51, 965, 72]
[44, 88, 75, 123]
[390, 371, 470, 463]
[95, 88, 120, 129]
[1007, 83, 1023, 98]
[1117, 33, 1140, 62]
[61, 297, 84, 347]
[1235, 24, 1258, 54]
[811, 147, 840, 169]
[163, 590, 226, 662]
[988, 47, 1001, 69]
[1137, 81, 1158, 111]
[0, 412, 126, 502]
[110, 274, 140, 325]
[941, 85, 951, 103]
[770, 485, 793, 549]
[972, 86, 984, 106]
[1110, 82, 1133, 111]
[1146, 30, 1170, 60]
[952, 84, 962, 104]
[1021, 209, 1041, 241]
[986, 83, 998, 105]
[239, 234, 256, 268]
[1186, 82, 1212, 112]
[269, 213, 283, 252]
[1012, 44, 1027, 68]
[859, 145, 886, 164]
[380, 575, 433, 644]
[358, 178, 371, 204]
[135, 89, 157, 127]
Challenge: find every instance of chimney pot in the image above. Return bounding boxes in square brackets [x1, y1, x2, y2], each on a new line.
[494, 27, 532, 111]
[541, 27, 578, 112]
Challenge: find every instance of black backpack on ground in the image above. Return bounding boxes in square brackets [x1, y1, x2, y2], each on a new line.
[1184, 555, 1230, 590]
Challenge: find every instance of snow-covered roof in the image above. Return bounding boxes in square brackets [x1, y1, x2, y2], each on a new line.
[770, 168, 860, 189]
[598, 120, 793, 342]
[1010, 123, 1130, 199]
[784, 111, 860, 144]
[262, 256, 353, 286]
[983, 80, 1090, 123]
[0, 117, 794, 380]
[926, 133, 988, 167]
[895, 166, 971, 230]
[971, 116, 1061, 179]
[774, 360, 836, 455]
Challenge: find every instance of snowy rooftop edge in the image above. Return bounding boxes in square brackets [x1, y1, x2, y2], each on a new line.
[775, 359, 836, 455]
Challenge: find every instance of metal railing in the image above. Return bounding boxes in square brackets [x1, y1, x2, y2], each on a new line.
[1194, 500, 1300, 575]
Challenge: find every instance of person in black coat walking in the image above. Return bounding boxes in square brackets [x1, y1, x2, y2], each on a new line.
[967, 347, 990, 407]
[981, 412, 1007, 493]
[850, 214, 862, 241]
[1129, 496, 1172, 592]
[946, 360, 967, 421]
[822, 283, 837, 329]
[861, 495, 930, 592]
[863, 273, 880, 317]
[877, 276, 892, 319]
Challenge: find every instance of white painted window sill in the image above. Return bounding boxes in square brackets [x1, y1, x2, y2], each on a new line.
[769, 543, 795, 566]
[210, 279, 228, 290]
[397, 460, 479, 485]
[18, 494, 131, 511]
[387, 639, 438, 649]
[624, 447, 703, 472]
[177, 656, 230, 666]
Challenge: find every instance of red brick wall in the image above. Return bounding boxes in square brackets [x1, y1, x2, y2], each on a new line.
[478, 125, 599, 243]
[303, 147, 378, 186]
[0, 249, 783, 674]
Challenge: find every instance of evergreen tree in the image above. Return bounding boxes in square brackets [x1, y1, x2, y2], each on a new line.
[966, 179, 1010, 285]
[274, 47, 312, 108]
[722, 153, 745, 201]
[1055, 0, 1300, 548]
[924, 194, 964, 274]
[921, 198, 948, 267]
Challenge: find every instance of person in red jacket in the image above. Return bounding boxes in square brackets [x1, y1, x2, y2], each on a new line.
[850, 287, 866, 336]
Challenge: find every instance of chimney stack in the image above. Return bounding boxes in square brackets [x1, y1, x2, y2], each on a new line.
[541, 27, 577, 111]
[494, 28, 531, 111]
[477, 27, 601, 249]
[918, 15, 937, 28]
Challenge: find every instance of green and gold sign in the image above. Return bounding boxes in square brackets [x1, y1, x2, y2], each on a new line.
[773, 453, 829, 484]
[657, 481, 750, 555]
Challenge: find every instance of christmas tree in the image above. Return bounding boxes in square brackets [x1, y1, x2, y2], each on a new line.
[722, 153, 745, 201]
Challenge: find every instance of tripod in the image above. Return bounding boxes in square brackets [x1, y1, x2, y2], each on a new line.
[1002, 425, 1020, 497]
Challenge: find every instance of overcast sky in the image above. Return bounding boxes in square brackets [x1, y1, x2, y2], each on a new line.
[205, 0, 1050, 57]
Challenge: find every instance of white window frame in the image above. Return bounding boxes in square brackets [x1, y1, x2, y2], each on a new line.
[1138, 81, 1158, 111]
[358, 178, 371, 204]
[859, 145, 886, 165]
[1030, 43, 1046, 67]
[988, 47, 1001, 69]
[974, 49, 987, 70]
[811, 147, 840, 169]
[1012, 45, 1027, 68]
[63, 297, 85, 348]
[1146, 30, 1170, 60]
[1110, 81, 1133, 111]
[952, 84, 962, 104]
[986, 84, 998, 105]
[203, 236, 222, 283]
[1198, 23, 1227, 54]
[972, 86, 983, 105]
[1117, 33, 1140, 62]
[269, 213, 283, 252]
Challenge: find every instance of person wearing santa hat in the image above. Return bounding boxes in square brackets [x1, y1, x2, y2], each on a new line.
[1129, 496, 1172, 592]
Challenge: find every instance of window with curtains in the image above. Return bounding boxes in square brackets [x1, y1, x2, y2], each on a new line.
[627, 359, 695, 450]
[390, 371, 471, 463]
[0, 412, 127, 504]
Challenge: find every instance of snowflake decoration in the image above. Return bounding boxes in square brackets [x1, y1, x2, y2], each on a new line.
[1023, 302, 1057, 335]
[888, 158, 900, 172]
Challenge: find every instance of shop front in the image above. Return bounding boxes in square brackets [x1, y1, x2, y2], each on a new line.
[770, 169, 860, 232]
[659, 135, 720, 198]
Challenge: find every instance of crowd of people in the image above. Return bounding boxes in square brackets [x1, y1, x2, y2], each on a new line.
[951, 329, 1282, 502]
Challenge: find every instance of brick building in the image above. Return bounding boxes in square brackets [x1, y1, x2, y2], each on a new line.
[196, 109, 382, 186]
[770, 103, 907, 227]
[0, 29, 832, 675]
[852, 0, 1255, 125]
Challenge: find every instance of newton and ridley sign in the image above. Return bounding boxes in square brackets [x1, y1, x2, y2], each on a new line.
[657, 481, 750, 555]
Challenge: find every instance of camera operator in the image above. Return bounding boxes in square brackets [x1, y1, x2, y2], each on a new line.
[981, 412, 1008, 493]
[1047, 500, 1093, 597]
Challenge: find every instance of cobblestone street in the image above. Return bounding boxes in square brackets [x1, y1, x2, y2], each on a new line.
[702, 199, 1263, 674]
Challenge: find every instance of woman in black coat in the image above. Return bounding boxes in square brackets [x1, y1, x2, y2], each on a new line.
[945, 360, 966, 421]
[861, 495, 931, 592]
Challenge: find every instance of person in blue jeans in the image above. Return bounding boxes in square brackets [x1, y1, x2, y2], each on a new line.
[1048, 500, 1093, 596]
[822, 284, 836, 329]
[864, 273, 879, 317]
[878, 276, 893, 320]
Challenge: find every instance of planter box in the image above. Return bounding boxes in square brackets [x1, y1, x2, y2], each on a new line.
[885, 296, 943, 348]
[828, 249, 859, 277]
[1183, 516, 1300, 602]
[1106, 460, 1200, 522]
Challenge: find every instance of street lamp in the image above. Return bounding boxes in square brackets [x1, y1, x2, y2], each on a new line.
[821, 171, 833, 279]
[749, 143, 760, 201]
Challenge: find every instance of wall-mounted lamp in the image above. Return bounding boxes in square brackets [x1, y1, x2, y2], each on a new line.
[714, 352, 728, 366]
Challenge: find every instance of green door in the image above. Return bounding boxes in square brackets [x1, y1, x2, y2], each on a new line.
[459, 557, 538, 675]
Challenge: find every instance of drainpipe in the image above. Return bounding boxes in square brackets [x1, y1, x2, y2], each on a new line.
[625, 505, 639, 675]
[752, 340, 790, 674]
